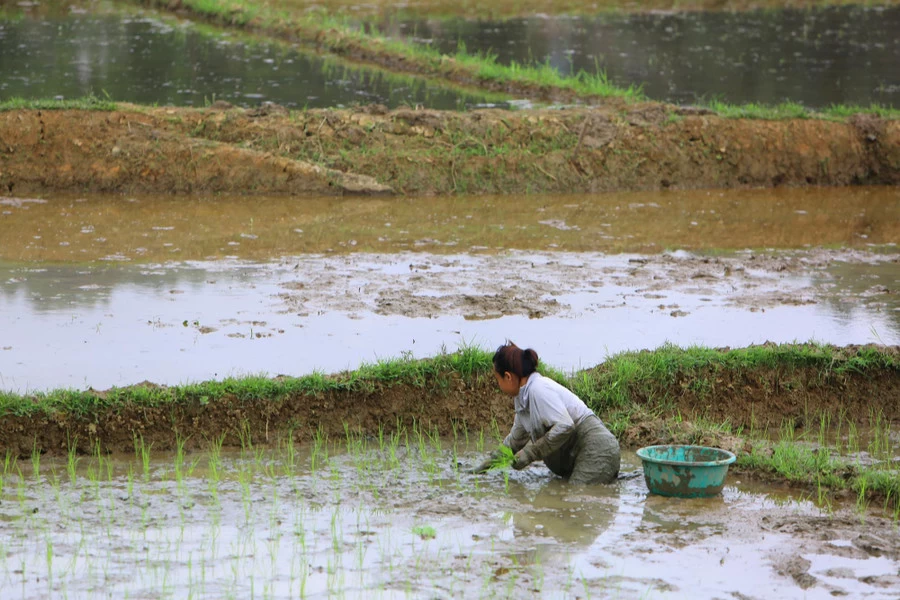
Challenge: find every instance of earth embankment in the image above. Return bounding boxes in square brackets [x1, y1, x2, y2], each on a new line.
[2, 344, 897, 456]
[1, 104, 897, 196]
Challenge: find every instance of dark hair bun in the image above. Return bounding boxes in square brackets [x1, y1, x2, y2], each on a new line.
[493, 342, 539, 378]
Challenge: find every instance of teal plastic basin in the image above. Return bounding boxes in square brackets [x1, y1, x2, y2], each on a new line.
[636, 445, 736, 498]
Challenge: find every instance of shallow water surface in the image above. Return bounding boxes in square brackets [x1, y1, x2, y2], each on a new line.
[0, 12, 509, 109]
[1, 187, 898, 392]
[2, 187, 897, 262]
[381, 5, 900, 107]
[1, 444, 898, 599]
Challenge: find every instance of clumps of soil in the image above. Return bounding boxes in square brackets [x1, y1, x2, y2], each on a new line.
[0, 108, 392, 196]
[621, 417, 749, 456]
[775, 555, 817, 589]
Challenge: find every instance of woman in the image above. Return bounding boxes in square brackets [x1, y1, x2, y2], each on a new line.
[470, 342, 620, 484]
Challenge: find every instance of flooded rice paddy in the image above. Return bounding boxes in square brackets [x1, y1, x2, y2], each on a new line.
[382, 5, 900, 107]
[3, 4, 898, 110]
[1, 187, 898, 393]
[2, 4, 899, 599]
[2, 438, 899, 599]
[0, 12, 510, 110]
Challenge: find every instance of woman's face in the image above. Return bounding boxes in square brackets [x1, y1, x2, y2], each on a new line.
[493, 369, 520, 397]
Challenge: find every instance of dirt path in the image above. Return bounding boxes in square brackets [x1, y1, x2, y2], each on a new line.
[1, 105, 897, 196]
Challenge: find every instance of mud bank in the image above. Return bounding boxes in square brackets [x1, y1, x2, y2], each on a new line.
[1, 344, 897, 458]
[1, 105, 897, 196]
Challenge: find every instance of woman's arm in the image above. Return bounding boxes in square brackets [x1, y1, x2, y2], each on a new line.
[513, 380, 576, 468]
[502, 414, 530, 453]
[515, 421, 575, 468]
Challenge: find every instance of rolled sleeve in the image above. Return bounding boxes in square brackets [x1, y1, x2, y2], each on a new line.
[503, 414, 530, 453]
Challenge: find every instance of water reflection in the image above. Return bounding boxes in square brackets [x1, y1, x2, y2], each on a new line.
[380, 5, 900, 107]
[510, 479, 617, 547]
[1, 251, 897, 392]
[1, 187, 897, 263]
[0, 13, 510, 109]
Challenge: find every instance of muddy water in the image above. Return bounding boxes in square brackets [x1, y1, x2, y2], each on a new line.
[381, 5, 900, 107]
[1, 444, 898, 599]
[2, 188, 897, 262]
[0, 12, 510, 110]
[1, 188, 898, 393]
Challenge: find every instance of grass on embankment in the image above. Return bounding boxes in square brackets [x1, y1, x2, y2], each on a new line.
[4, 93, 897, 124]
[137, 0, 642, 104]
[0, 95, 117, 112]
[1, 342, 897, 511]
[704, 99, 900, 121]
[136, 0, 898, 120]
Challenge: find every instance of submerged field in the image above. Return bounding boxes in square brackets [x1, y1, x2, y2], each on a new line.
[2, 433, 900, 599]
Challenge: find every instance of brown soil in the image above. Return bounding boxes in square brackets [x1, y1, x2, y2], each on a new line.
[621, 345, 900, 437]
[0, 373, 508, 456]
[2, 104, 897, 197]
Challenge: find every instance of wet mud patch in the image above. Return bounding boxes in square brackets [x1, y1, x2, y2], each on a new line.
[766, 514, 900, 593]
[272, 249, 900, 320]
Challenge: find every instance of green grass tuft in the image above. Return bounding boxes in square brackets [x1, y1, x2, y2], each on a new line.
[0, 95, 117, 112]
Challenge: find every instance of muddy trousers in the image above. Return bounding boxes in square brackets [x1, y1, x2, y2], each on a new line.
[542, 415, 621, 485]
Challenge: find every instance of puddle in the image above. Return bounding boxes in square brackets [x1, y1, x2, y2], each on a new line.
[381, 5, 900, 107]
[1, 187, 898, 392]
[0, 12, 512, 110]
[1, 445, 898, 599]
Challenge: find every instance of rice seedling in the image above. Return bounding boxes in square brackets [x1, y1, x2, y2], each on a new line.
[30, 441, 41, 481]
[134, 434, 153, 482]
[15, 465, 26, 506]
[66, 443, 80, 484]
[237, 464, 253, 524]
[488, 445, 516, 471]
[282, 429, 297, 478]
[207, 434, 225, 505]
[311, 427, 328, 473]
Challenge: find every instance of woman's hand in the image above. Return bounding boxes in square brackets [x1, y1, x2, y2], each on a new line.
[465, 449, 504, 474]
[512, 448, 535, 470]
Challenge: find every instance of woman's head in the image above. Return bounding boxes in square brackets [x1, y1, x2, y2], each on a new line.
[492, 342, 538, 395]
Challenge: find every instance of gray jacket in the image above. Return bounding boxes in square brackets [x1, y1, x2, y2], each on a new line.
[502, 372, 595, 461]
